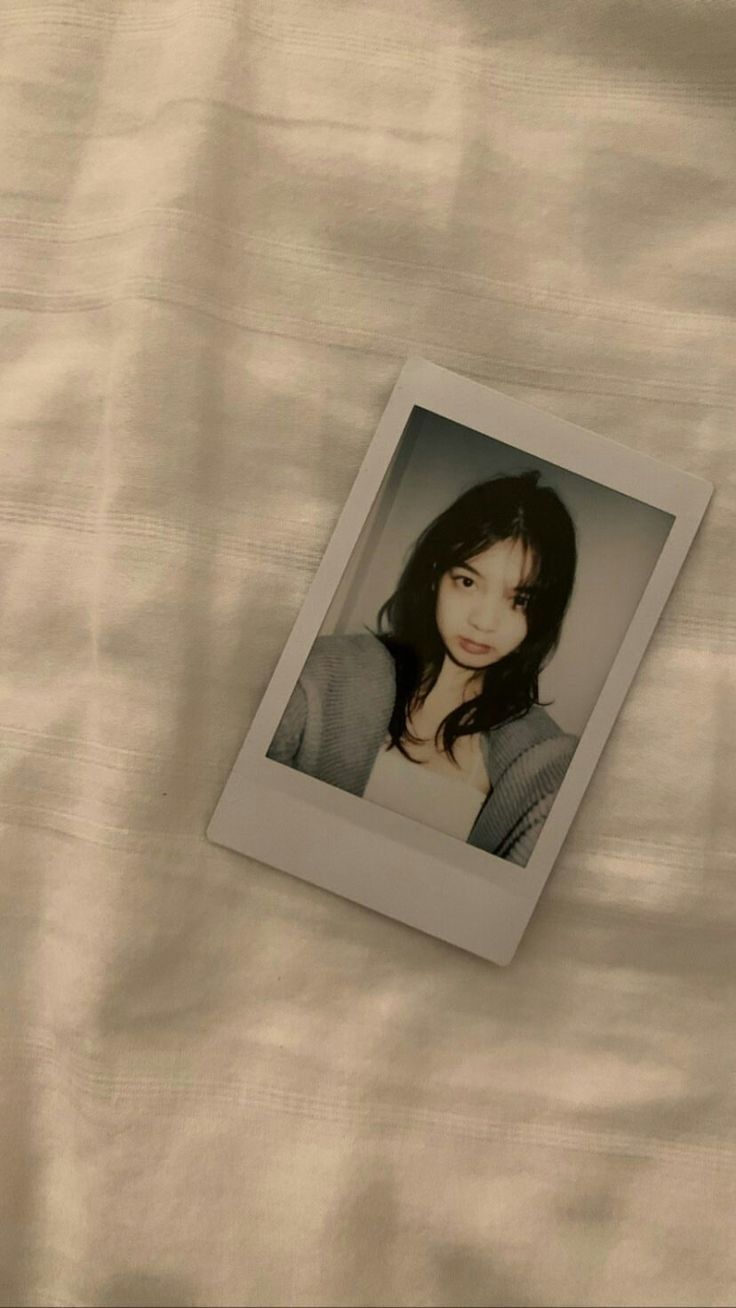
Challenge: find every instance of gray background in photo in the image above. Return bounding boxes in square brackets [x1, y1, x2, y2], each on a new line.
[321, 408, 674, 737]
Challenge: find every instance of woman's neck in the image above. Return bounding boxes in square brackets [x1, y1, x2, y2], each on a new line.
[427, 655, 483, 709]
[405, 655, 485, 767]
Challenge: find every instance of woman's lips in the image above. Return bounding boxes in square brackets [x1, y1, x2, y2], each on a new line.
[458, 636, 495, 655]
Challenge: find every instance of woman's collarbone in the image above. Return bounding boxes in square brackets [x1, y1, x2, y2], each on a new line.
[402, 732, 490, 794]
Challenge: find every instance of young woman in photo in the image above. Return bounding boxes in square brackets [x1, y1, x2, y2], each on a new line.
[268, 471, 578, 865]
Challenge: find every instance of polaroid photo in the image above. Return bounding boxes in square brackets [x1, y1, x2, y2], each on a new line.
[207, 357, 713, 965]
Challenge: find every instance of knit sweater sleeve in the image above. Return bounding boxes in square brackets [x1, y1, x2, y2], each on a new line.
[493, 732, 578, 866]
[265, 631, 396, 793]
[266, 681, 308, 768]
[497, 789, 558, 867]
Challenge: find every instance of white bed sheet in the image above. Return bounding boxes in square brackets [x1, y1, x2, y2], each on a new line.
[1, 3, 734, 1305]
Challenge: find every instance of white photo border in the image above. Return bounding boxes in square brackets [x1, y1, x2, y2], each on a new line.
[207, 357, 714, 965]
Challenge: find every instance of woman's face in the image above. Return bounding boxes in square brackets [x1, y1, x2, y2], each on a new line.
[435, 537, 534, 670]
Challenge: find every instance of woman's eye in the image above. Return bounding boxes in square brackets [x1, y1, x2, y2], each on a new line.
[453, 574, 475, 589]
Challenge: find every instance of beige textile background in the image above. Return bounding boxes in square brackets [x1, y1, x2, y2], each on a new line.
[1, 2, 734, 1305]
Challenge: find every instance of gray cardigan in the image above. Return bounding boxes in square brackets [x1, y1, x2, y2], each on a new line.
[267, 632, 577, 867]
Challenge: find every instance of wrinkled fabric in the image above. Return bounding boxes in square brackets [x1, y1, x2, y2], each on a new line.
[1, 3, 734, 1306]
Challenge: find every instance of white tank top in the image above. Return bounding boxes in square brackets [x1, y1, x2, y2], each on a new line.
[363, 741, 488, 841]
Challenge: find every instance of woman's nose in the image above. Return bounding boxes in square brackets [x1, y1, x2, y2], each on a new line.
[469, 596, 501, 632]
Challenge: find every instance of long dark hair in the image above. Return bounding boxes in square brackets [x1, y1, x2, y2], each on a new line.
[375, 471, 577, 761]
